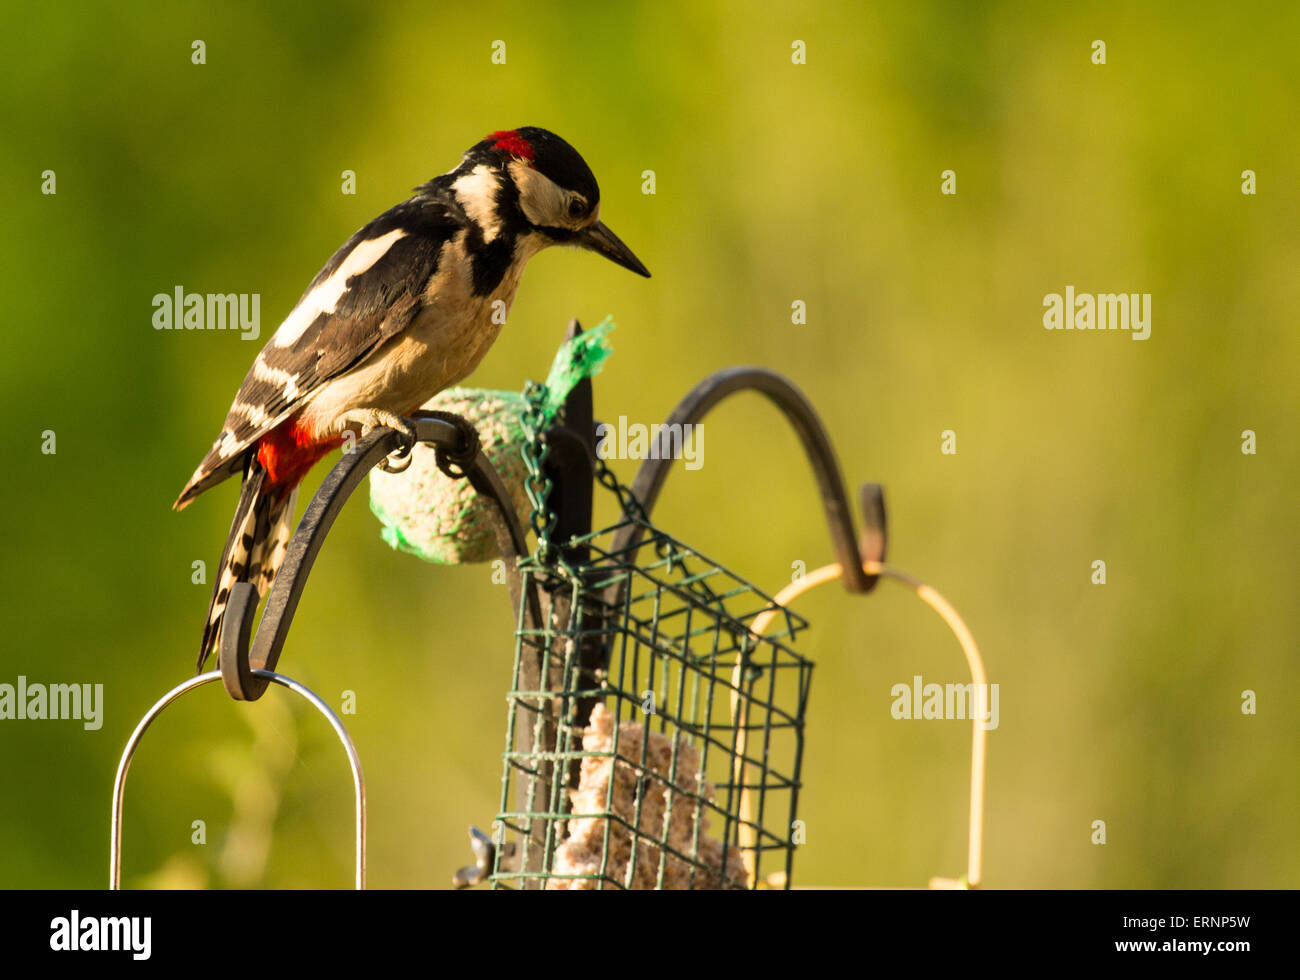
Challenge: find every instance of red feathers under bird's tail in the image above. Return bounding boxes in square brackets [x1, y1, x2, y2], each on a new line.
[194, 417, 344, 672]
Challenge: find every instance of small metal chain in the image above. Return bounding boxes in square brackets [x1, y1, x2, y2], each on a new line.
[521, 383, 655, 572]
[592, 448, 717, 605]
[519, 380, 557, 564]
[593, 451, 648, 523]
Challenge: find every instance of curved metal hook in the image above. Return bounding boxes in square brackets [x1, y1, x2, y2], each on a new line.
[609, 366, 884, 594]
[220, 413, 541, 701]
[110, 669, 366, 889]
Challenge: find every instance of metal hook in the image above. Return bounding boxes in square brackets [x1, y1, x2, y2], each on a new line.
[608, 366, 886, 595]
[110, 669, 366, 889]
[218, 412, 541, 702]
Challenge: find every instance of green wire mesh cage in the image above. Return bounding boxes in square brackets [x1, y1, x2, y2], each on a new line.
[492, 514, 813, 890]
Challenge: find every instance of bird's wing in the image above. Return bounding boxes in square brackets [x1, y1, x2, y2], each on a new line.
[175, 191, 466, 509]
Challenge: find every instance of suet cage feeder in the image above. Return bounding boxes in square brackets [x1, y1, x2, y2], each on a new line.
[111, 319, 986, 892]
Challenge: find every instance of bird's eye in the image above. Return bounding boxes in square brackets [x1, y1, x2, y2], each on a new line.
[568, 198, 587, 220]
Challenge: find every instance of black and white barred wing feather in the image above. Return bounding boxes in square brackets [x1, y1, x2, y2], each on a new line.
[175, 192, 465, 509]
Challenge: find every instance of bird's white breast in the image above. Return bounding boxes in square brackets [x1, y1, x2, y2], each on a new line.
[298, 230, 530, 437]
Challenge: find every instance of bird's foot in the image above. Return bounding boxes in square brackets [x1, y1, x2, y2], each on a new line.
[338, 408, 417, 473]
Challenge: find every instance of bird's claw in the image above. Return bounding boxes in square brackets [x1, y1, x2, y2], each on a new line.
[382, 418, 418, 473]
[338, 409, 417, 474]
[378, 447, 413, 474]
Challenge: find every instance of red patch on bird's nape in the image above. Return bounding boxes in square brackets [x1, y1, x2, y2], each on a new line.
[257, 416, 344, 493]
[489, 129, 535, 164]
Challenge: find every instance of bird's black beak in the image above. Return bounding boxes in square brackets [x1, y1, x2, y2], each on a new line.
[578, 221, 651, 278]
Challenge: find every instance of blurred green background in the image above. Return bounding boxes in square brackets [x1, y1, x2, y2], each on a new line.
[2, 0, 1296, 890]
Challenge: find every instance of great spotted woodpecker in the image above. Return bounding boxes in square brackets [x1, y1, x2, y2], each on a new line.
[175, 127, 650, 671]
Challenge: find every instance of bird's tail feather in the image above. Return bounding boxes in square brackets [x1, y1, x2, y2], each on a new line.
[197, 461, 299, 672]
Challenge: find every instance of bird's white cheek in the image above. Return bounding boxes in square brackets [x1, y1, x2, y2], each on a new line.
[510, 161, 570, 228]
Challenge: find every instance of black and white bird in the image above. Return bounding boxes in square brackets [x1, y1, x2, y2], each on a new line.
[175, 127, 650, 671]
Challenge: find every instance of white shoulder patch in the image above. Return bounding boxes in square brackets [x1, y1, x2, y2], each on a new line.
[271, 228, 408, 348]
[452, 165, 502, 244]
